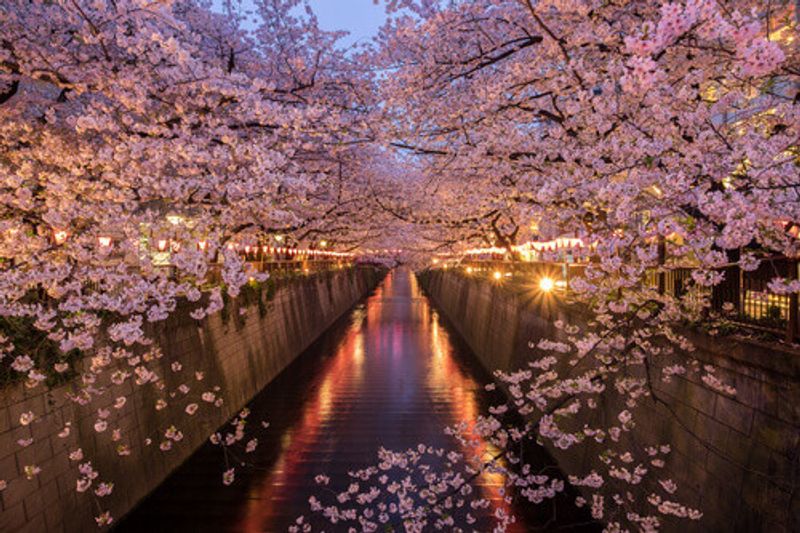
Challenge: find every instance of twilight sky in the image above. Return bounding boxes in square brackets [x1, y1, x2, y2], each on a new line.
[214, 1, 388, 48]
[306, 0, 387, 47]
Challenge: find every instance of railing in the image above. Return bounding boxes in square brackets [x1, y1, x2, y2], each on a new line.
[203, 259, 353, 286]
[645, 268, 695, 299]
[711, 257, 799, 341]
[82, 256, 357, 296]
[447, 257, 800, 342]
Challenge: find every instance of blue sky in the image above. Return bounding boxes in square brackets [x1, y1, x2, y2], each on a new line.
[213, 1, 388, 48]
[306, 0, 387, 47]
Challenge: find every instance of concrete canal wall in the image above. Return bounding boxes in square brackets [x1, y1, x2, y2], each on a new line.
[418, 269, 800, 533]
[0, 267, 383, 532]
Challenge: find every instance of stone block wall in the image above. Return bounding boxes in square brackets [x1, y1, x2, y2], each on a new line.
[0, 267, 383, 532]
[419, 269, 799, 533]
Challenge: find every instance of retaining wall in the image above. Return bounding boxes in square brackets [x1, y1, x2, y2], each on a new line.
[419, 269, 800, 532]
[0, 267, 383, 532]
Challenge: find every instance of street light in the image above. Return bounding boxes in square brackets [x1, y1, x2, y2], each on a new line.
[539, 276, 555, 292]
[493, 270, 503, 281]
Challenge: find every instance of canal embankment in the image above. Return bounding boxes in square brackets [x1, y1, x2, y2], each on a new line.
[117, 267, 597, 532]
[0, 267, 384, 532]
[418, 268, 800, 533]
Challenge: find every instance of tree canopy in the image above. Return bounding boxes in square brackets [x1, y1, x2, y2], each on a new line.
[0, 0, 798, 530]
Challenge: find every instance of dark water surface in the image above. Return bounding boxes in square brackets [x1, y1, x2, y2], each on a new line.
[119, 268, 595, 532]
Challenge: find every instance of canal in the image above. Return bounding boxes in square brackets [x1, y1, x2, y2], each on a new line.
[119, 268, 595, 532]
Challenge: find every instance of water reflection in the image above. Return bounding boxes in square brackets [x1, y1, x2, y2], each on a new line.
[120, 269, 592, 532]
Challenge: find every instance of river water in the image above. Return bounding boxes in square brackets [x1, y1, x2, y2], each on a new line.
[119, 268, 596, 532]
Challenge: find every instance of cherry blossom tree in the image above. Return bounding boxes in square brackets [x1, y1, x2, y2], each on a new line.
[0, 0, 390, 525]
[0, 0, 394, 372]
[302, 0, 799, 531]
[374, 0, 798, 256]
[1, 0, 798, 530]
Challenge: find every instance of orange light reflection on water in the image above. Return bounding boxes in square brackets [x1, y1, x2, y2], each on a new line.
[424, 305, 523, 531]
[237, 309, 367, 531]
[236, 270, 524, 531]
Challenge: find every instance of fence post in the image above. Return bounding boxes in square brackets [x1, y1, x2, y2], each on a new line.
[737, 261, 744, 319]
[657, 236, 666, 295]
[787, 259, 798, 343]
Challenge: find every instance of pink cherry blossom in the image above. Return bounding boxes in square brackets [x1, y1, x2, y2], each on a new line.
[222, 468, 235, 486]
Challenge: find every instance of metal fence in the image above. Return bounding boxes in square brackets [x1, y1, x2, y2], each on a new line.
[203, 259, 353, 286]
[645, 268, 695, 298]
[711, 257, 799, 341]
[83, 258, 354, 295]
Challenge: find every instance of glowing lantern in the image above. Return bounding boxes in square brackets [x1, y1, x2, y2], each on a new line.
[53, 230, 68, 245]
[157, 239, 168, 252]
[166, 214, 183, 226]
[198, 240, 207, 251]
[493, 271, 502, 280]
[98, 236, 112, 247]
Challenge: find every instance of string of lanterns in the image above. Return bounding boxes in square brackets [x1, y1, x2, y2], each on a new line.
[464, 238, 585, 256]
[228, 243, 353, 259]
[51, 229, 353, 259]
